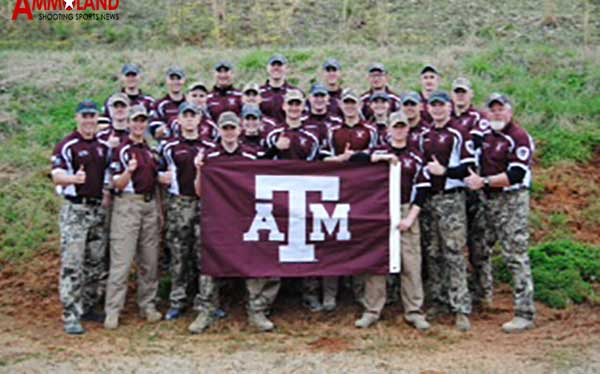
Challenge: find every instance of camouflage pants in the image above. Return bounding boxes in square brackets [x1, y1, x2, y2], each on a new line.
[58, 201, 108, 323]
[165, 195, 201, 310]
[466, 190, 496, 304]
[421, 191, 472, 315]
[484, 190, 536, 320]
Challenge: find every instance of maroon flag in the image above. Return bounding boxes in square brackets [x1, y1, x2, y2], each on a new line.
[201, 160, 400, 277]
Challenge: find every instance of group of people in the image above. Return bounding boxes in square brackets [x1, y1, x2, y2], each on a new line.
[51, 54, 536, 336]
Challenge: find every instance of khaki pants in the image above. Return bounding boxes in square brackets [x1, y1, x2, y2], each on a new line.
[399, 204, 425, 317]
[105, 195, 160, 315]
[362, 275, 386, 317]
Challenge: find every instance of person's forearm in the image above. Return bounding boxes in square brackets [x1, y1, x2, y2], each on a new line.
[51, 171, 76, 186]
[405, 205, 421, 222]
[113, 171, 132, 191]
[194, 172, 202, 197]
[488, 172, 511, 188]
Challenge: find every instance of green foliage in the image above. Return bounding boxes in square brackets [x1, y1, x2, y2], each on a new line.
[493, 240, 600, 309]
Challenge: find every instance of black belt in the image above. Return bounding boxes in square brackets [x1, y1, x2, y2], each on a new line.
[431, 187, 464, 196]
[65, 196, 102, 206]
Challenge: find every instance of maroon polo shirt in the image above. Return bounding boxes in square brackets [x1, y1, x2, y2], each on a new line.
[452, 105, 486, 135]
[420, 119, 476, 192]
[325, 120, 378, 156]
[259, 81, 300, 123]
[99, 89, 155, 125]
[327, 87, 344, 117]
[419, 92, 433, 124]
[52, 130, 109, 199]
[370, 120, 389, 146]
[205, 143, 258, 161]
[301, 111, 343, 148]
[111, 138, 158, 194]
[150, 94, 186, 136]
[480, 121, 534, 191]
[360, 87, 401, 119]
[96, 127, 130, 146]
[206, 85, 243, 120]
[264, 123, 320, 161]
[370, 144, 431, 204]
[408, 120, 431, 151]
[240, 133, 266, 155]
[260, 115, 280, 133]
[161, 136, 214, 197]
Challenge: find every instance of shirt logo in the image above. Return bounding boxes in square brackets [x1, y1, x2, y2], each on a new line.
[356, 130, 365, 139]
[516, 146, 530, 161]
[438, 134, 447, 144]
[78, 150, 89, 157]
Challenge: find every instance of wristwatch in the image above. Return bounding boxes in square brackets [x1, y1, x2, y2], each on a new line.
[483, 177, 491, 188]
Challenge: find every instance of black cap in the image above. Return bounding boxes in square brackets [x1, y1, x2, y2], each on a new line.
[427, 91, 451, 104]
[76, 99, 99, 115]
[268, 54, 288, 65]
[121, 63, 140, 75]
[420, 64, 440, 75]
[370, 92, 390, 101]
[214, 61, 234, 71]
[323, 58, 341, 70]
[486, 93, 510, 108]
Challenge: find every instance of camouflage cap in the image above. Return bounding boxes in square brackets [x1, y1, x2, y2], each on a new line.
[284, 89, 304, 103]
[420, 64, 440, 75]
[242, 82, 261, 94]
[108, 93, 130, 107]
[388, 111, 409, 127]
[341, 89, 360, 103]
[368, 63, 387, 73]
[486, 92, 510, 108]
[129, 104, 149, 120]
[218, 111, 241, 128]
[188, 81, 208, 92]
[452, 77, 472, 92]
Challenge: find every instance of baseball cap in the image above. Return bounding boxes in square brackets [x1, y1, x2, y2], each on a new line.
[401, 91, 422, 105]
[179, 102, 199, 115]
[108, 93, 130, 107]
[368, 63, 387, 73]
[310, 84, 329, 96]
[129, 105, 149, 120]
[370, 92, 390, 101]
[323, 58, 341, 70]
[214, 61, 234, 71]
[166, 67, 186, 79]
[242, 105, 262, 119]
[218, 111, 241, 128]
[243, 82, 260, 94]
[486, 93, 510, 108]
[76, 99, 99, 115]
[188, 81, 208, 92]
[341, 89, 360, 103]
[284, 89, 304, 103]
[428, 91, 451, 104]
[452, 77, 472, 92]
[121, 63, 140, 75]
[268, 54, 288, 65]
[388, 111, 409, 127]
[420, 64, 440, 75]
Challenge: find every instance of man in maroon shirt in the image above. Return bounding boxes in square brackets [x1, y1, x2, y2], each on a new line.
[419, 91, 475, 331]
[242, 82, 279, 132]
[239, 105, 266, 156]
[206, 61, 243, 120]
[302, 83, 343, 149]
[150, 67, 187, 140]
[52, 99, 110, 335]
[367, 91, 391, 146]
[104, 105, 162, 330]
[352, 111, 431, 330]
[160, 103, 215, 321]
[186, 81, 210, 118]
[97, 93, 130, 148]
[360, 63, 401, 119]
[189, 111, 280, 334]
[419, 64, 442, 123]
[99, 64, 155, 129]
[260, 54, 300, 123]
[401, 91, 431, 150]
[321, 58, 343, 117]
[264, 90, 320, 162]
[465, 93, 536, 333]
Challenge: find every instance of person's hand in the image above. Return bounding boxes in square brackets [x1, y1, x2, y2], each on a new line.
[397, 217, 414, 232]
[107, 130, 120, 148]
[194, 149, 205, 170]
[338, 143, 355, 162]
[465, 167, 484, 190]
[127, 154, 138, 173]
[155, 124, 168, 139]
[73, 165, 86, 184]
[275, 135, 290, 150]
[101, 190, 112, 208]
[161, 170, 174, 185]
[426, 155, 446, 176]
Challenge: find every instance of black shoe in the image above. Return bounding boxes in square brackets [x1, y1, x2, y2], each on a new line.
[81, 310, 106, 323]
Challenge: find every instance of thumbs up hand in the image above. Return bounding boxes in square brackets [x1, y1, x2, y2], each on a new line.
[194, 149, 205, 170]
[107, 130, 120, 148]
[338, 142, 355, 162]
[73, 165, 86, 184]
[426, 155, 446, 176]
[275, 135, 290, 150]
[465, 167, 484, 190]
[127, 153, 138, 173]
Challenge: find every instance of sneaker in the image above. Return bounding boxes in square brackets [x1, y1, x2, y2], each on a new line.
[81, 310, 106, 323]
[248, 312, 274, 332]
[188, 312, 215, 334]
[140, 306, 162, 323]
[165, 308, 182, 321]
[302, 297, 323, 313]
[354, 312, 379, 329]
[404, 313, 431, 332]
[322, 296, 336, 312]
[64, 320, 85, 335]
[104, 313, 119, 330]
[455, 314, 471, 332]
[502, 317, 534, 333]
